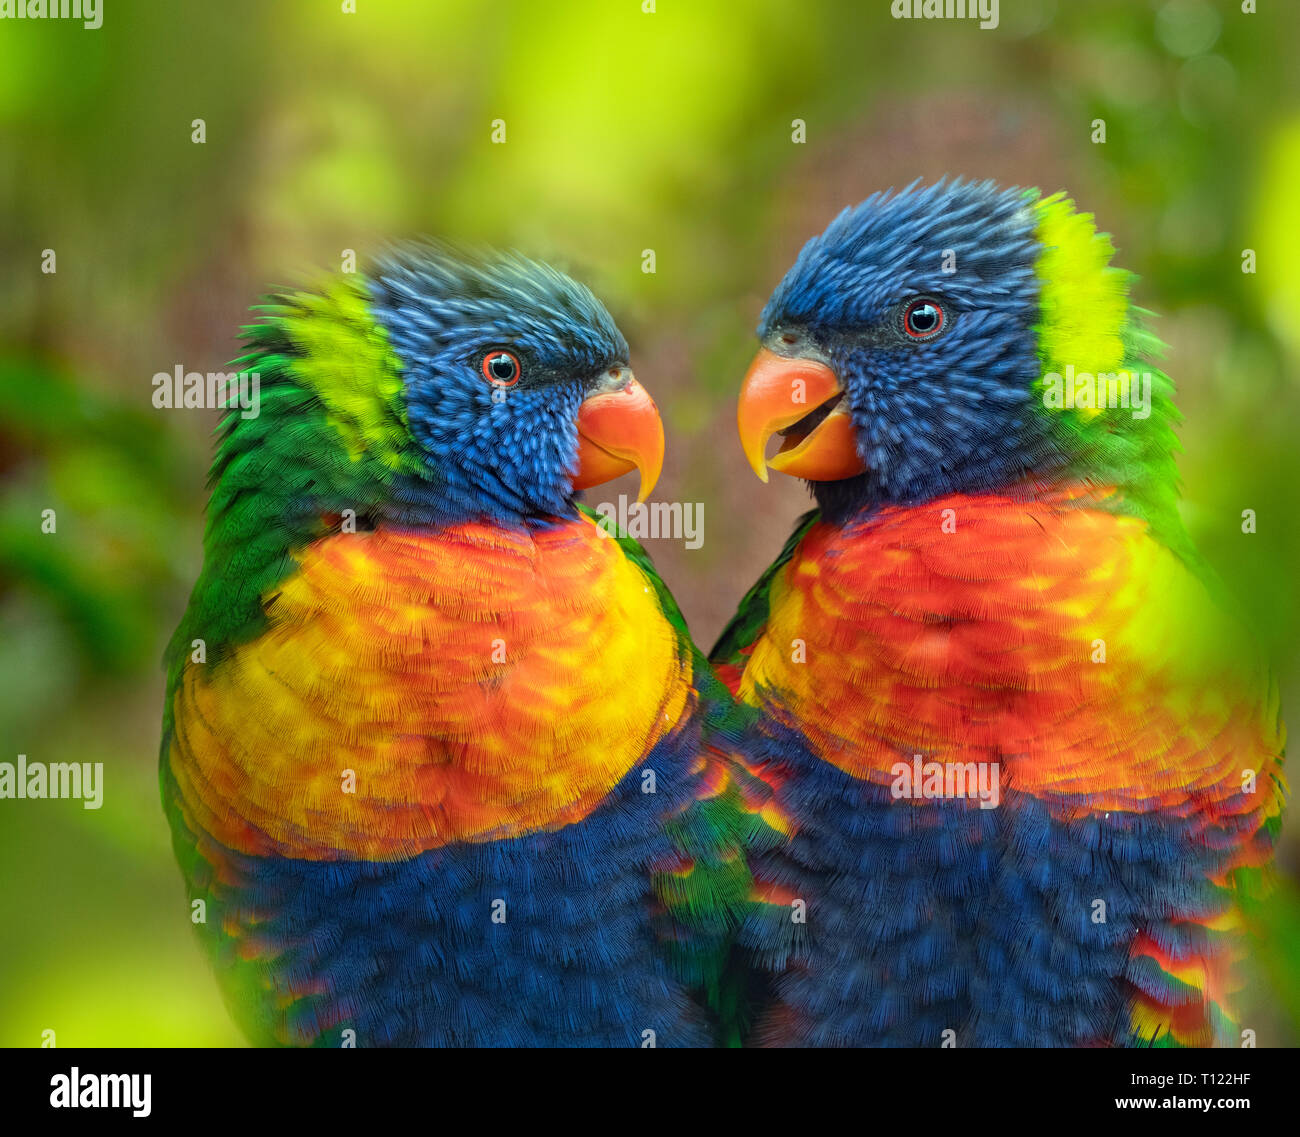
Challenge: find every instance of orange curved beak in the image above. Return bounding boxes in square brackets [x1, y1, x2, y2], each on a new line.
[736, 347, 866, 483]
[572, 375, 665, 502]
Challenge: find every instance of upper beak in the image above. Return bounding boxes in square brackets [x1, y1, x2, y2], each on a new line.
[573, 370, 665, 502]
[736, 347, 866, 483]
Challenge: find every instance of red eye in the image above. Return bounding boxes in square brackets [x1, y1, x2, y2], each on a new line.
[481, 350, 521, 387]
[902, 298, 945, 340]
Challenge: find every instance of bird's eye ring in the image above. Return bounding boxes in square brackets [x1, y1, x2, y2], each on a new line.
[900, 298, 946, 341]
[481, 350, 521, 387]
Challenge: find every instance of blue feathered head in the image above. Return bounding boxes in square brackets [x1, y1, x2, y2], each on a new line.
[738, 179, 1179, 524]
[368, 243, 662, 525]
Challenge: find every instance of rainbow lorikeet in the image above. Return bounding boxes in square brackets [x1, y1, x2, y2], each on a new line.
[160, 245, 753, 1047]
[715, 180, 1286, 1047]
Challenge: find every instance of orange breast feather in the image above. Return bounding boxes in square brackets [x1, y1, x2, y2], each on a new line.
[168, 516, 691, 861]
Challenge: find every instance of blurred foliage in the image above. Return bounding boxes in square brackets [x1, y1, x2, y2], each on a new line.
[0, 0, 1297, 1046]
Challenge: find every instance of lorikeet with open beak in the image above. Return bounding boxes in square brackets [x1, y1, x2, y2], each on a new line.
[161, 244, 753, 1047]
[716, 180, 1286, 1047]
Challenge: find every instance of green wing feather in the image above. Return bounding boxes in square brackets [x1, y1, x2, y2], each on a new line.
[710, 509, 819, 672]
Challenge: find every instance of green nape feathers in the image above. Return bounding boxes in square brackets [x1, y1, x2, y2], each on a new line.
[165, 275, 413, 693]
[1030, 191, 1186, 555]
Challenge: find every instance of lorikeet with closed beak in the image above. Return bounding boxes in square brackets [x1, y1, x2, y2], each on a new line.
[161, 244, 754, 1047]
[716, 180, 1286, 1047]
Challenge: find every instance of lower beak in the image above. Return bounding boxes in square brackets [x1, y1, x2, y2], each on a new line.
[736, 347, 866, 483]
[573, 375, 665, 502]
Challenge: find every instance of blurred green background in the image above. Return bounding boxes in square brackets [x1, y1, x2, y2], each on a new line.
[2, 0, 1298, 1046]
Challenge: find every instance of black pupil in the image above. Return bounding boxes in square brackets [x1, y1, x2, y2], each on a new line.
[908, 303, 939, 334]
[490, 355, 516, 381]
